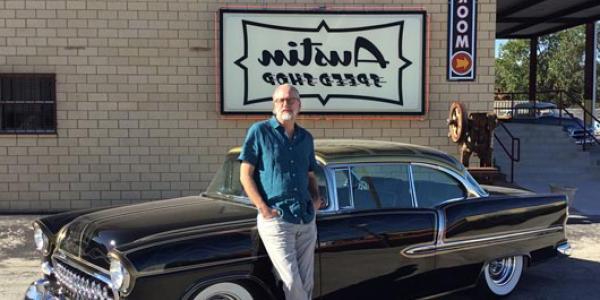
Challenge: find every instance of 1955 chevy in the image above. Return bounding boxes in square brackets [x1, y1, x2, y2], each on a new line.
[26, 139, 570, 300]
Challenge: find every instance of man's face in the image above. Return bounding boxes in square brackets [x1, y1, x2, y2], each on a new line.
[272, 87, 301, 122]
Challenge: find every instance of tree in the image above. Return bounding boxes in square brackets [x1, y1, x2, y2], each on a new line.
[495, 25, 589, 105]
[495, 39, 530, 95]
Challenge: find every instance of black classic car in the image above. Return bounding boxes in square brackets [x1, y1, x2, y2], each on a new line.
[26, 139, 571, 300]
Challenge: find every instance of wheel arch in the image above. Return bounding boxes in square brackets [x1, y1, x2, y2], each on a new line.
[181, 273, 277, 300]
[476, 252, 531, 279]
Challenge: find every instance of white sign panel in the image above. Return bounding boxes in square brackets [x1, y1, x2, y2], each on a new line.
[220, 10, 427, 115]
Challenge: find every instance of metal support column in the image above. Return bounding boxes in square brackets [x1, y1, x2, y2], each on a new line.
[529, 37, 538, 117]
[584, 23, 597, 128]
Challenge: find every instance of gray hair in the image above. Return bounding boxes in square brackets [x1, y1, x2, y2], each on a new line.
[272, 84, 300, 101]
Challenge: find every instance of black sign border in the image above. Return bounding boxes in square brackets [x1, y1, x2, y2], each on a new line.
[447, 0, 477, 81]
[219, 9, 427, 115]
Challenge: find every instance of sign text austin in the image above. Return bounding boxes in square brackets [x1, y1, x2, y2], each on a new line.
[447, 0, 477, 81]
[220, 10, 426, 114]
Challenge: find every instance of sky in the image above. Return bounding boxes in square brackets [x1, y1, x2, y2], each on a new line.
[495, 39, 507, 58]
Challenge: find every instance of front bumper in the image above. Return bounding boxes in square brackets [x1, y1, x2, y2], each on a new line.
[557, 241, 572, 256]
[24, 278, 64, 300]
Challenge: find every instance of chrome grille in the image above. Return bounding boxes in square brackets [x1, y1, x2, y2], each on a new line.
[54, 261, 115, 300]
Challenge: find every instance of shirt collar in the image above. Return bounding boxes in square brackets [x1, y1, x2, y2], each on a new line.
[269, 116, 303, 137]
[269, 116, 281, 129]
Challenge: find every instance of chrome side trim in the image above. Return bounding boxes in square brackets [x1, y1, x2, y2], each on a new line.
[402, 225, 565, 258]
[322, 165, 339, 213]
[408, 164, 417, 208]
[435, 208, 446, 247]
[347, 167, 355, 209]
[135, 255, 265, 278]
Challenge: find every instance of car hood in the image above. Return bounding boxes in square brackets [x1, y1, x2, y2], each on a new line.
[56, 196, 257, 269]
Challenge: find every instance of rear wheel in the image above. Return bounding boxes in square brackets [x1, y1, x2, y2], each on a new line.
[193, 282, 254, 300]
[478, 255, 524, 297]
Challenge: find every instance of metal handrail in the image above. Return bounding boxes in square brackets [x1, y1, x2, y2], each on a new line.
[493, 122, 520, 183]
[569, 100, 600, 125]
[558, 107, 600, 151]
[560, 92, 600, 151]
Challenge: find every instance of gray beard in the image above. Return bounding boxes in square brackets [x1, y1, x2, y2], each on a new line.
[281, 112, 294, 121]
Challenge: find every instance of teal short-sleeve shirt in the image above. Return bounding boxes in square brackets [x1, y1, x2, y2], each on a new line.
[238, 117, 318, 224]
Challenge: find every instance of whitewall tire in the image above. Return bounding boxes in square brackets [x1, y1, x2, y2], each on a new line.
[193, 282, 254, 300]
[480, 255, 524, 297]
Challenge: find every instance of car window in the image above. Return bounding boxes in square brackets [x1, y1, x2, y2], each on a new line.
[335, 164, 412, 210]
[412, 165, 466, 208]
[335, 169, 352, 209]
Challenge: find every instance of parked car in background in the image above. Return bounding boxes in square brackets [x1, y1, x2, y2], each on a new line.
[26, 140, 571, 300]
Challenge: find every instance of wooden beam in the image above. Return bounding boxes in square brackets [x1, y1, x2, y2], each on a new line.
[499, 17, 600, 39]
[500, 17, 599, 24]
[498, 1, 600, 37]
[498, 0, 548, 19]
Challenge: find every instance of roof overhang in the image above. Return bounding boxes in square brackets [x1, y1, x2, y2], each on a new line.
[497, 0, 600, 39]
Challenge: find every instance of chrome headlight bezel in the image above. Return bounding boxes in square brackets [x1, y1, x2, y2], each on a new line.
[33, 222, 50, 256]
[109, 253, 132, 293]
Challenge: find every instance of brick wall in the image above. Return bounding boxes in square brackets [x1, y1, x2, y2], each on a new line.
[0, 0, 495, 212]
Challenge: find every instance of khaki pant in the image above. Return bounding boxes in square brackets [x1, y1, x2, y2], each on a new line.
[257, 214, 317, 300]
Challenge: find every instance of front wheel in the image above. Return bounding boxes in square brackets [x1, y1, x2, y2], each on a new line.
[193, 282, 254, 300]
[478, 255, 524, 297]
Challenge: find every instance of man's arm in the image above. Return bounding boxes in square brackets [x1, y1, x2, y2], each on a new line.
[240, 161, 278, 219]
[308, 171, 323, 210]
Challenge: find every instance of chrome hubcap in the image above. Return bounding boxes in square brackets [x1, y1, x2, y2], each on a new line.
[487, 257, 516, 285]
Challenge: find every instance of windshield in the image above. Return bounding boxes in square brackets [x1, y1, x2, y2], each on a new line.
[205, 155, 251, 205]
[206, 154, 330, 207]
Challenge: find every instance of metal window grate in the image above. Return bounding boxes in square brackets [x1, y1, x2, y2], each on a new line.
[0, 74, 57, 134]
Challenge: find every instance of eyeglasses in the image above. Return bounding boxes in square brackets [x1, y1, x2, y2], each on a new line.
[273, 97, 299, 105]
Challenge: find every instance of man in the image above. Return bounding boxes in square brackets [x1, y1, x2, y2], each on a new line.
[239, 84, 322, 300]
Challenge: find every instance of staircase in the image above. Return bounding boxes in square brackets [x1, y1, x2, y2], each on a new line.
[493, 122, 600, 216]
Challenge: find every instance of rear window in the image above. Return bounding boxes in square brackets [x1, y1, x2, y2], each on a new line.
[412, 165, 466, 208]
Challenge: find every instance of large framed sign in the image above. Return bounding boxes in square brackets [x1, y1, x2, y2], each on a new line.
[447, 0, 477, 81]
[220, 9, 427, 115]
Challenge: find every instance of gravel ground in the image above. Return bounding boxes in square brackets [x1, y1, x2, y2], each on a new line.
[0, 215, 40, 300]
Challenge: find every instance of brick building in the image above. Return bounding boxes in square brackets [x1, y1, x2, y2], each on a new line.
[0, 0, 495, 212]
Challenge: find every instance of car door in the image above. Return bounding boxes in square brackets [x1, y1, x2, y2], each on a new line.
[408, 163, 482, 292]
[316, 164, 437, 300]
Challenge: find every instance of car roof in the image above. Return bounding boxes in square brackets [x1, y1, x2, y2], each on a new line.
[229, 139, 465, 173]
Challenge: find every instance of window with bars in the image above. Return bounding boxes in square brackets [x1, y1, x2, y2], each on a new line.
[0, 74, 56, 134]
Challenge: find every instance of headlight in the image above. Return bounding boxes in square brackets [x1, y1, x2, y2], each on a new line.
[109, 256, 131, 292]
[33, 223, 49, 255]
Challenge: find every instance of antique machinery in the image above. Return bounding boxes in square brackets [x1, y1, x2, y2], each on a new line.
[448, 102, 502, 184]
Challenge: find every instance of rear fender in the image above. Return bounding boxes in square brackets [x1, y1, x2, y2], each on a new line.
[438, 194, 567, 265]
[401, 194, 567, 263]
